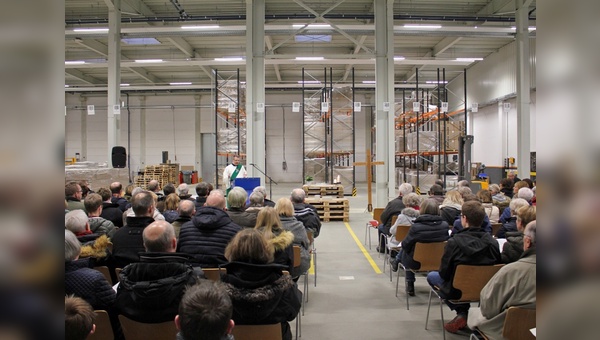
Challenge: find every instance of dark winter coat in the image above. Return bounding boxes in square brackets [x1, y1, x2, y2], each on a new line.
[171, 215, 192, 239]
[293, 203, 322, 238]
[227, 208, 258, 228]
[111, 216, 155, 268]
[111, 196, 129, 212]
[452, 214, 493, 235]
[439, 206, 461, 226]
[101, 201, 124, 227]
[194, 196, 207, 211]
[439, 227, 501, 299]
[400, 215, 450, 270]
[88, 217, 116, 238]
[496, 216, 518, 238]
[258, 227, 295, 274]
[115, 252, 200, 323]
[222, 262, 301, 340]
[501, 231, 524, 264]
[380, 197, 405, 229]
[177, 206, 242, 267]
[65, 258, 115, 310]
[162, 210, 179, 223]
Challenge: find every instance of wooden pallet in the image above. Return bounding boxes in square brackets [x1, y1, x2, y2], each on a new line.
[303, 184, 344, 198]
[305, 198, 349, 222]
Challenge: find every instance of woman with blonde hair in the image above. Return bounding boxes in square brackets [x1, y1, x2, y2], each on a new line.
[222, 229, 301, 340]
[255, 207, 295, 273]
[162, 193, 180, 223]
[274, 197, 311, 278]
[439, 190, 464, 226]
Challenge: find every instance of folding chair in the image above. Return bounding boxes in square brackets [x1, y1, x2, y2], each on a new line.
[88, 310, 113, 340]
[118, 315, 178, 340]
[470, 306, 536, 340]
[491, 223, 502, 237]
[292, 245, 304, 339]
[426, 264, 504, 340]
[94, 266, 113, 286]
[307, 230, 317, 287]
[232, 323, 283, 340]
[364, 208, 384, 249]
[203, 267, 226, 282]
[396, 241, 446, 309]
[383, 224, 410, 280]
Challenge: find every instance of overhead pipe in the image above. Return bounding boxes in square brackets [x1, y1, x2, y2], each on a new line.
[66, 13, 532, 25]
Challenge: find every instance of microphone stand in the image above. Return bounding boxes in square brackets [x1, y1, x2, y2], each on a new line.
[248, 163, 278, 200]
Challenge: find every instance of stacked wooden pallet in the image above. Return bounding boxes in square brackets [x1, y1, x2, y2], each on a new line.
[134, 163, 179, 189]
[302, 184, 344, 198]
[305, 198, 349, 222]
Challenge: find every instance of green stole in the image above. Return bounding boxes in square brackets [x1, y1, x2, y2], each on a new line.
[226, 163, 242, 196]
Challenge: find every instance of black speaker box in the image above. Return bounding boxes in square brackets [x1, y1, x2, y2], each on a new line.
[112, 146, 127, 168]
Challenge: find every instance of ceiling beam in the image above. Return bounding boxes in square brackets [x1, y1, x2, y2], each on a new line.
[122, 0, 155, 16]
[264, 36, 281, 82]
[432, 37, 462, 56]
[66, 69, 104, 85]
[75, 39, 109, 56]
[165, 37, 195, 57]
[128, 67, 163, 83]
[477, 0, 515, 16]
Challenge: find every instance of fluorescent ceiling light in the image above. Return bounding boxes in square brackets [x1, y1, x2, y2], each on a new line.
[362, 80, 376, 84]
[65, 85, 70, 88]
[293, 24, 331, 29]
[295, 57, 324, 61]
[456, 58, 483, 62]
[181, 25, 219, 30]
[65, 61, 86, 65]
[122, 38, 161, 45]
[394, 56, 405, 61]
[298, 80, 321, 84]
[170, 82, 192, 86]
[425, 80, 449, 84]
[73, 28, 109, 32]
[214, 57, 244, 62]
[404, 24, 442, 29]
[134, 59, 164, 63]
[510, 26, 536, 31]
[120, 83, 130, 87]
[295, 35, 332, 43]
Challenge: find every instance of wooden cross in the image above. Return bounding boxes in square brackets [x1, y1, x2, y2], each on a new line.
[353, 149, 384, 212]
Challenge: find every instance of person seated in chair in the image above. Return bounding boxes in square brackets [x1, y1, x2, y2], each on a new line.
[65, 296, 96, 340]
[376, 183, 413, 253]
[426, 201, 501, 334]
[468, 221, 537, 340]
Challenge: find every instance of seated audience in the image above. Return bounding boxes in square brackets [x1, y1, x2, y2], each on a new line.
[468, 221, 536, 339]
[255, 207, 295, 274]
[98, 187, 124, 228]
[499, 184, 532, 223]
[178, 183, 193, 200]
[221, 229, 301, 340]
[376, 183, 413, 252]
[147, 179, 164, 201]
[110, 182, 129, 212]
[177, 190, 242, 267]
[495, 198, 529, 238]
[502, 205, 536, 264]
[163, 183, 176, 198]
[390, 199, 450, 296]
[245, 191, 265, 215]
[387, 193, 421, 249]
[252, 186, 276, 207]
[499, 178, 514, 199]
[226, 187, 257, 228]
[172, 200, 195, 239]
[123, 188, 165, 225]
[275, 197, 311, 278]
[451, 194, 492, 235]
[175, 280, 235, 340]
[489, 184, 510, 217]
[162, 193, 180, 223]
[426, 201, 501, 334]
[65, 209, 101, 244]
[194, 182, 210, 210]
[477, 189, 500, 223]
[84, 193, 116, 237]
[116, 221, 199, 323]
[65, 296, 96, 340]
[66, 182, 85, 212]
[428, 184, 445, 205]
[439, 191, 463, 226]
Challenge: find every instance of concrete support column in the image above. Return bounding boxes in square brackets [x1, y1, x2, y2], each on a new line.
[374, 0, 395, 206]
[246, 0, 266, 182]
[516, 0, 531, 178]
[80, 96, 88, 161]
[106, 0, 121, 163]
[139, 96, 146, 168]
[499, 101, 507, 164]
[195, 95, 203, 173]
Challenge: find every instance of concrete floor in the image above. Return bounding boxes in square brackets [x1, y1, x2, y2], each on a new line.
[253, 182, 471, 340]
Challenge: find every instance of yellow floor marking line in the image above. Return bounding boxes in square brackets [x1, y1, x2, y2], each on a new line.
[309, 253, 315, 274]
[345, 222, 382, 274]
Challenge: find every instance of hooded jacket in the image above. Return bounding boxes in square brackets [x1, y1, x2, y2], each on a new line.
[88, 216, 116, 238]
[115, 252, 199, 323]
[177, 206, 242, 267]
[400, 215, 450, 269]
[221, 262, 301, 340]
[101, 201, 124, 227]
[501, 231, 524, 264]
[293, 203, 321, 237]
[496, 216, 517, 239]
[258, 228, 295, 274]
[439, 227, 501, 299]
[439, 203, 461, 226]
[279, 216, 311, 277]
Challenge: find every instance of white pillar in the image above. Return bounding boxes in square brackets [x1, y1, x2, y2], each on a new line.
[374, 0, 395, 206]
[246, 0, 266, 182]
[515, 0, 531, 178]
[107, 0, 121, 164]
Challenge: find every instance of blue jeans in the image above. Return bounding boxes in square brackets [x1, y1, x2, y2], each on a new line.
[426, 271, 469, 316]
[396, 250, 415, 282]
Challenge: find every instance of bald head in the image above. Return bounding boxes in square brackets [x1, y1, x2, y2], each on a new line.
[206, 190, 226, 209]
[110, 182, 123, 195]
[148, 180, 160, 192]
[178, 200, 196, 217]
[143, 220, 176, 253]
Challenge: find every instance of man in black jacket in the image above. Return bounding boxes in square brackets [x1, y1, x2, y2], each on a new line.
[116, 220, 200, 323]
[291, 188, 321, 238]
[377, 182, 413, 252]
[426, 201, 501, 334]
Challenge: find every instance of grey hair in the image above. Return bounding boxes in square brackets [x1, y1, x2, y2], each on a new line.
[290, 188, 305, 204]
[143, 221, 176, 252]
[402, 193, 421, 207]
[65, 210, 89, 234]
[457, 180, 470, 187]
[227, 187, 248, 209]
[131, 186, 144, 197]
[524, 220, 536, 245]
[509, 198, 529, 215]
[517, 187, 534, 202]
[458, 186, 472, 197]
[65, 230, 81, 261]
[249, 192, 264, 207]
[489, 184, 501, 194]
[398, 183, 413, 196]
[178, 200, 195, 217]
[178, 183, 189, 195]
[253, 186, 268, 198]
[401, 207, 420, 219]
